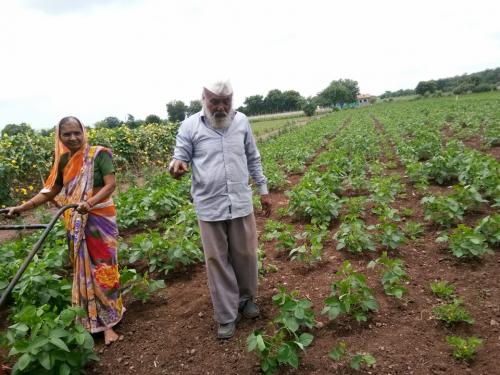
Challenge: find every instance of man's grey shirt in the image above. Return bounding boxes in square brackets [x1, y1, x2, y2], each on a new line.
[173, 111, 268, 222]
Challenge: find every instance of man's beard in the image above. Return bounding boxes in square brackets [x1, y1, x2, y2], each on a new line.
[203, 103, 234, 129]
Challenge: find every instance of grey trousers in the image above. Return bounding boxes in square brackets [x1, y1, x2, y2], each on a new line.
[198, 213, 258, 324]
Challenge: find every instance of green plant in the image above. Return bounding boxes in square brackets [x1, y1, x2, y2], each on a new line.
[437, 224, 493, 259]
[371, 205, 401, 222]
[322, 261, 378, 322]
[262, 220, 296, 252]
[333, 219, 375, 253]
[403, 221, 424, 240]
[430, 281, 455, 299]
[432, 299, 474, 325]
[275, 207, 288, 218]
[3, 305, 98, 374]
[257, 247, 278, 276]
[475, 214, 500, 247]
[451, 184, 487, 212]
[369, 175, 405, 204]
[422, 195, 465, 227]
[446, 336, 482, 361]
[368, 252, 409, 298]
[287, 188, 342, 225]
[247, 288, 315, 374]
[374, 221, 406, 250]
[329, 342, 376, 370]
[343, 196, 368, 217]
[119, 268, 166, 303]
[289, 225, 328, 265]
[401, 207, 414, 217]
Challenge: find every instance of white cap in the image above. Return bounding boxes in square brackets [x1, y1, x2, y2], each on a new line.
[203, 80, 233, 96]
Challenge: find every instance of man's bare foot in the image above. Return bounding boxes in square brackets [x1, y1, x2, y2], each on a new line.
[104, 328, 119, 345]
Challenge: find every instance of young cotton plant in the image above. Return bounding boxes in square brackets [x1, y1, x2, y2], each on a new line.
[257, 247, 278, 277]
[430, 281, 455, 300]
[262, 220, 296, 252]
[436, 224, 493, 259]
[446, 336, 483, 362]
[432, 299, 474, 325]
[475, 214, 500, 248]
[450, 184, 487, 212]
[343, 196, 368, 218]
[119, 267, 166, 303]
[403, 221, 424, 240]
[289, 224, 328, 265]
[422, 195, 465, 228]
[333, 219, 376, 254]
[369, 175, 405, 205]
[329, 342, 376, 370]
[322, 261, 378, 322]
[375, 221, 407, 250]
[3, 305, 98, 375]
[368, 252, 409, 299]
[247, 288, 315, 375]
[287, 187, 342, 226]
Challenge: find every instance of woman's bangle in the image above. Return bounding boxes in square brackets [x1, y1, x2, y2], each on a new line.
[86, 200, 94, 208]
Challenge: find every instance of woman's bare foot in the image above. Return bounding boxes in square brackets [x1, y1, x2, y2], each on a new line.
[104, 328, 119, 345]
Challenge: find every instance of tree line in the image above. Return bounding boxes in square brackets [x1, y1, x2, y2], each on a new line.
[2, 78, 362, 134]
[381, 67, 499, 99]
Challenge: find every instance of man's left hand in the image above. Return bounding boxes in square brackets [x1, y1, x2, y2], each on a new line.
[260, 194, 272, 217]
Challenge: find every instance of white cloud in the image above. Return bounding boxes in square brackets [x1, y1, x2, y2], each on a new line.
[0, 0, 499, 129]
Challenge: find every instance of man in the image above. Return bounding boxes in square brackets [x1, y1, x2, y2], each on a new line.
[169, 80, 271, 339]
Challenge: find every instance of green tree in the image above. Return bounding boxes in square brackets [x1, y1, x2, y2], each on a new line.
[317, 79, 359, 107]
[302, 100, 316, 116]
[242, 95, 265, 115]
[125, 114, 139, 129]
[264, 89, 285, 113]
[1, 123, 34, 136]
[415, 80, 438, 95]
[145, 114, 162, 124]
[186, 100, 202, 116]
[282, 90, 305, 112]
[166, 100, 187, 122]
[95, 116, 121, 129]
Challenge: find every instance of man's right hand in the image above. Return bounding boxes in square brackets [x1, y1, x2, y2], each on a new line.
[169, 159, 189, 179]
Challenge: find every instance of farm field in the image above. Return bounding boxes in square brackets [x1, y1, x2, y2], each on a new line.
[250, 116, 312, 140]
[1, 92, 499, 374]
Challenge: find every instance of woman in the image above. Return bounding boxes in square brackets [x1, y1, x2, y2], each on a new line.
[7, 116, 124, 345]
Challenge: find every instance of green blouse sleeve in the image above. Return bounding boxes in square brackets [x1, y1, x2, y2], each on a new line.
[55, 153, 69, 187]
[96, 151, 115, 177]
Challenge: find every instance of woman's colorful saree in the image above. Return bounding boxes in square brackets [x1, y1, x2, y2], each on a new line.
[45, 136, 124, 333]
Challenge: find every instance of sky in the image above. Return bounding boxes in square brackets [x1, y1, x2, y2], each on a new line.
[0, 0, 499, 130]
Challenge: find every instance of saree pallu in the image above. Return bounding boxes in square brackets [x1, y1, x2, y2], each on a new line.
[61, 145, 124, 333]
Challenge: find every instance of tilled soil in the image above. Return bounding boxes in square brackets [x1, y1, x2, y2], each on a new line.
[87, 186, 500, 375]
